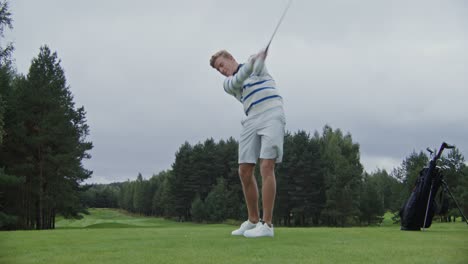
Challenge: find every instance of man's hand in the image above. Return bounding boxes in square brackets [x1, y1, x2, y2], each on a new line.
[256, 49, 268, 61]
[248, 49, 268, 64]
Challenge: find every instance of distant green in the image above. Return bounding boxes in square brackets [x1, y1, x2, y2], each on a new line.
[1, 208, 467, 264]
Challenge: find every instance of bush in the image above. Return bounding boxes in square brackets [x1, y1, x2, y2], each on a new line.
[0, 212, 17, 230]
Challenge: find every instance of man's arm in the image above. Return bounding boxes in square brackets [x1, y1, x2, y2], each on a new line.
[252, 49, 268, 75]
[223, 59, 254, 95]
[223, 50, 268, 95]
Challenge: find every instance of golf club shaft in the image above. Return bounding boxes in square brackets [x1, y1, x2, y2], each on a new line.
[422, 181, 434, 231]
[265, 0, 293, 52]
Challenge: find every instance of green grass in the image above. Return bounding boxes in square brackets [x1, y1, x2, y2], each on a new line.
[1, 209, 467, 264]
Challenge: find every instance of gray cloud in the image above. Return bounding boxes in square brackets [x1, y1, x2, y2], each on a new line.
[6, 0, 468, 183]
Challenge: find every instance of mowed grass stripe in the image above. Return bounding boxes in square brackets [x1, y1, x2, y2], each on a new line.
[55, 209, 175, 228]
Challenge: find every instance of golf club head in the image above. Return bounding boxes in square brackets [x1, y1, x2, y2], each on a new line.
[426, 147, 434, 155]
[441, 165, 450, 170]
[442, 142, 455, 149]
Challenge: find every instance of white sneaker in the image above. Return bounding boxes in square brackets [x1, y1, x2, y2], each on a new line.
[243, 222, 274, 238]
[231, 220, 258, 236]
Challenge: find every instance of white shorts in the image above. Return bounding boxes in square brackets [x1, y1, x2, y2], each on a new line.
[239, 106, 286, 164]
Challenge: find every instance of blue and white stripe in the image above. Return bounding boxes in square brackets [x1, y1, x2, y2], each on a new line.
[223, 54, 283, 116]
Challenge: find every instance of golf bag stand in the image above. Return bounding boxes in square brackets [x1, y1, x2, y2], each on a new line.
[440, 179, 468, 225]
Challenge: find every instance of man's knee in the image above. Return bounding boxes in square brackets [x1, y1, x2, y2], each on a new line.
[260, 159, 275, 178]
[239, 164, 255, 182]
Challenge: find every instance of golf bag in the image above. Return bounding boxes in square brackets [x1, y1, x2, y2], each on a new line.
[400, 142, 453, 231]
[400, 163, 443, 230]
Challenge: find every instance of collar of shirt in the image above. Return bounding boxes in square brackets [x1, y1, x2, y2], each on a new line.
[233, 64, 243, 75]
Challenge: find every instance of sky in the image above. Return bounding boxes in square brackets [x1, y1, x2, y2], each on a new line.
[5, 0, 468, 183]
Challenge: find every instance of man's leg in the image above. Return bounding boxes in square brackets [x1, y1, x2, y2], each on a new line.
[239, 163, 260, 223]
[260, 159, 276, 226]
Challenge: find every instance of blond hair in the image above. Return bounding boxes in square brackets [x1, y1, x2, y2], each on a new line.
[210, 50, 234, 68]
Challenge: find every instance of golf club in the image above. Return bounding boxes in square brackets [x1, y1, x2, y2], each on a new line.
[265, 0, 293, 53]
[426, 147, 435, 158]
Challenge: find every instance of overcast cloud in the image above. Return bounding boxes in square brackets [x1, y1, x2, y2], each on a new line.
[5, 0, 468, 183]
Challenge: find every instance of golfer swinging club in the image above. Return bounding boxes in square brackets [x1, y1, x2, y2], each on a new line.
[209, 47, 286, 237]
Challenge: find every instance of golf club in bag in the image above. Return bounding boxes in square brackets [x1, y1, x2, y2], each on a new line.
[400, 142, 468, 231]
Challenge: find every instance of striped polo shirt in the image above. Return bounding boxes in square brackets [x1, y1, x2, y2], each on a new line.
[223, 57, 283, 116]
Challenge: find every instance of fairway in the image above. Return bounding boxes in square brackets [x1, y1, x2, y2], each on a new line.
[1, 209, 467, 264]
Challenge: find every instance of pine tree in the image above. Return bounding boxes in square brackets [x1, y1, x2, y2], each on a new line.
[440, 148, 467, 221]
[359, 173, 385, 225]
[1, 46, 92, 229]
[204, 178, 227, 222]
[392, 151, 428, 201]
[0, 1, 17, 229]
[0, 1, 13, 66]
[191, 194, 206, 223]
[133, 173, 145, 214]
[171, 142, 194, 220]
[151, 171, 172, 216]
[276, 131, 325, 226]
[220, 137, 243, 220]
[319, 125, 363, 226]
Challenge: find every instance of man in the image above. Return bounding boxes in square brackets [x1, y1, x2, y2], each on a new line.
[210, 49, 286, 238]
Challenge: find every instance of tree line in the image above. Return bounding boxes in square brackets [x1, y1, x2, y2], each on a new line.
[0, 1, 93, 230]
[81, 129, 468, 227]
